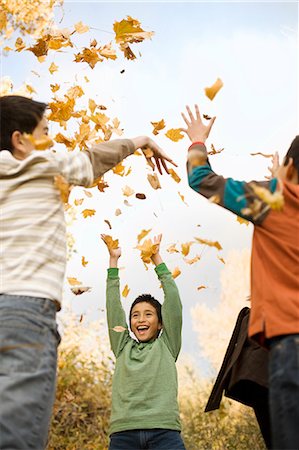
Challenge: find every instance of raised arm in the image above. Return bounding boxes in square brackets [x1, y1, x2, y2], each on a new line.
[181, 104, 278, 225]
[101, 234, 130, 358]
[151, 234, 182, 360]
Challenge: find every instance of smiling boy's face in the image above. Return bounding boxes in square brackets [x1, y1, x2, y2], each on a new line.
[130, 302, 162, 343]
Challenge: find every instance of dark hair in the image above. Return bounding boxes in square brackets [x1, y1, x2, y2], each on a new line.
[129, 294, 162, 329]
[284, 136, 299, 179]
[0, 95, 47, 152]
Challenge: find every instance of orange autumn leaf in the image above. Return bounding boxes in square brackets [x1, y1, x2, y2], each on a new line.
[122, 284, 130, 298]
[113, 16, 153, 60]
[209, 194, 221, 204]
[48, 97, 75, 126]
[112, 325, 127, 333]
[151, 119, 166, 135]
[136, 239, 158, 264]
[54, 175, 72, 203]
[112, 162, 126, 176]
[194, 237, 223, 251]
[236, 216, 249, 226]
[50, 83, 60, 93]
[24, 133, 54, 150]
[97, 179, 109, 192]
[99, 42, 117, 61]
[102, 234, 119, 250]
[81, 209, 96, 218]
[168, 168, 181, 183]
[137, 229, 152, 243]
[122, 185, 135, 197]
[204, 77, 224, 100]
[167, 243, 179, 254]
[74, 46, 101, 69]
[54, 133, 77, 151]
[181, 241, 194, 256]
[172, 267, 181, 279]
[49, 62, 58, 74]
[147, 173, 161, 190]
[178, 191, 188, 205]
[67, 277, 82, 286]
[184, 255, 201, 265]
[165, 128, 184, 142]
[81, 256, 88, 267]
[88, 98, 97, 114]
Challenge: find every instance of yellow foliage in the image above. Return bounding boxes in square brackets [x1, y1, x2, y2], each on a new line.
[204, 77, 224, 100]
[165, 128, 184, 142]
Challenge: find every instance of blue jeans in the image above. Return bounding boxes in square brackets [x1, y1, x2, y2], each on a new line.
[109, 429, 186, 450]
[0, 295, 60, 450]
[269, 334, 299, 450]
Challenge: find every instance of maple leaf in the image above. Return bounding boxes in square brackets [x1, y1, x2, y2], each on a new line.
[27, 38, 49, 57]
[48, 97, 75, 127]
[113, 16, 154, 46]
[122, 185, 135, 197]
[49, 62, 58, 74]
[204, 78, 224, 100]
[81, 256, 88, 267]
[74, 21, 90, 34]
[165, 128, 184, 142]
[50, 83, 60, 93]
[102, 234, 119, 250]
[147, 173, 161, 190]
[112, 326, 127, 333]
[67, 277, 82, 286]
[71, 286, 91, 295]
[115, 208, 122, 216]
[136, 238, 158, 264]
[74, 46, 102, 69]
[167, 243, 179, 254]
[24, 133, 54, 150]
[54, 175, 72, 203]
[109, 118, 123, 136]
[250, 183, 284, 210]
[168, 168, 181, 183]
[122, 284, 130, 298]
[172, 267, 181, 279]
[194, 237, 222, 251]
[66, 85, 84, 99]
[208, 144, 224, 155]
[250, 152, 274, 158]
[137, 229, 152, 243]
[184, 255, 201, 265]
[81, 209, 96, 218]
[236, 216, 249, 226]
[151, 119, 166, 135]
[181, 241, 194, 256]
[96, 178, 109, 192]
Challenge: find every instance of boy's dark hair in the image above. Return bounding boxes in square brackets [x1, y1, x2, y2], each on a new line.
[129, 294, 162, 328]
[284, 135, 299, 179]
[0, 95, 47, 152]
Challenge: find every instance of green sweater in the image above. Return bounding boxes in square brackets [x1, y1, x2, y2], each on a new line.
[106, 263, 182, 435]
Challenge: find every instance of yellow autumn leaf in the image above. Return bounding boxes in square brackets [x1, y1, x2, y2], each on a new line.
[50, 83, 60, 93]
[165, 128, 184, 142]
[67, 277, 82, 286]
[184, 255, 201, 265]
[54, 175, 72, 203]
[113, 16, 154, 45]
[172, 267, 181, 279]
[66, 85, 84, 100]
[147, 173, 161, 190]
[236, 216, 249, 226]
[112, 162, 126, 176]
[49, 62, 58, 74]
[81, 209, 96, 218]
[168, 168, 181, 183]
[102, 235, 119, 250]
[74, 21, 90, 34]
[204, 77, 224, 100]
[194, 237, 222, 251]
[167, 243, 179, 254]
[122, 185, 135, 197]
[209, 194, 221, 204]
[112, 325, 127, 333]
[151, 119, 166, 135]
[99, 42, 117, 60]
[137, 229, 152, 243]
[122, 284, 130, 298]
[54, 133, 77, 151]
[88, 98, 97, 114]
[250, 183, 284, 210]
[24, 133, 54, 150]
[136, 239, 158, 264]
[181, 241, 194, 256]
[74, 46, 101, 69]
[81, 256, 88, 267]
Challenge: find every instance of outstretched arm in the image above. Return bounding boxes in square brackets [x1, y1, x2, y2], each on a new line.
[101, 235, 130, 357]
[151, 235, 182, 360]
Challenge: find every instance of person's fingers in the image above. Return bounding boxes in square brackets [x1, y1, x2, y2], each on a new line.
[147, 157, 155, 171]
[160, 158, 170, 174]
[186, 105, 195, 122]
[195, 104, 201, 120]
[181, 112, 190, 127]
[179, 127, 188, 133]
[155, 157, 163, 175]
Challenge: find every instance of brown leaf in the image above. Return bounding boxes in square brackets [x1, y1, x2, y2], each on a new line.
[71, 286, 91, 295]
[208, 144, 224, 155]
[197, 285, 207, 290]
[104, 219, 112, 229]
[135, 193, 146, 200]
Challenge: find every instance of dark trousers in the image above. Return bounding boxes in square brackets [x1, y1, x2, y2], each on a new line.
[269, 334, 299, 450]
[109, 429, 186, 450]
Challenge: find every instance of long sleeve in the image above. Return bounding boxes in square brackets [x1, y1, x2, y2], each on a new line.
[156, 263, 182, 360]
[187, 143, 278, 225]
[84, 138, 135, 180]
[106, 268, 130, 358]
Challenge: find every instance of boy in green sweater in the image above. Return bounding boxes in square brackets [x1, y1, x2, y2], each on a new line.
[101, 234, 186, 450]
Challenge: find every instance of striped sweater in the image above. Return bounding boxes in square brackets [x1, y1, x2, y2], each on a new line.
[0, 139, 135, 305]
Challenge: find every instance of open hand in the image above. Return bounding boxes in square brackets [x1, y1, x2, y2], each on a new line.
[131, 136, 177, 175]
[180, 104, 216, 143]
[101, 234, 121, 259]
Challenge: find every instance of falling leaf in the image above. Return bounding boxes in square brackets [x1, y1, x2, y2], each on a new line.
[147, 173, 161, 190]
[24, 133, 54, 150]
[136, 193, 146, 200]
[250, 152, 274, 158]
[115, 208, 122, 216]
[74, 21, 90, 34]
[217, 255, 225, 264]
[67, 277, 82, 286]
[203, 114, 211, 120]
[165, 128, 184, 142]
[104, 219, 112, 229]
[136, 238, 158, 264]
[113, 16, 154, 59]
[84, 189, 93, 198]
[102, 235, 119, 250]
[181, 241, 194, 256]
[204, 77, 223, 100]
[120, 69, 125, 74]
[209, 194, 221, 204]
[178, 192, 188, 205]
[122, 185, 135, 197]
[124, 199, 132, 207]
[122, 284, 130, 298]
[137, 229, 152, 243]
[112, 162, 126, 176]
[71, 286, 91, 295]
[184, 255, 201, 265]
[74, 46, 101, 69]
[82, 209, 96, 218]
[197, 285, 207, 290]
[250, 183, 284, 210]
[54, 175, 72, 203]
[151, 119, 166, 135]
[67, 85, 84, 99]
[168, 168, 181, 183]
[112, 325, 127, 332]
[25, 84, 36, 95]
[99, 42, 117, 60]
[194, 237, 222, 251]
[208, 144, 224, 155]
[172, 267, 181, 279]
[236, 216, 249, 226]
[96, 179, 109, 192]
[49, 62, 58, 74]
[50, 83, 60, 92]
[81, 256, 88, 267]
[167, 243, 179, 254]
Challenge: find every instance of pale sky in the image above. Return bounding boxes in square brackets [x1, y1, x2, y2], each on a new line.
[2, 1, 298, 368]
